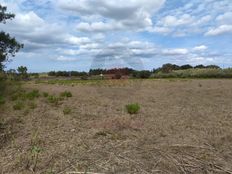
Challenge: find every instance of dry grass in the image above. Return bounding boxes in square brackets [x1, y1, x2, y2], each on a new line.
[1, 79, 232, 173]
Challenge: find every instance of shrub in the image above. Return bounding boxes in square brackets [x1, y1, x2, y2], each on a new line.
[63, 107, 71, 115]
[13, 101, 24, 110]
[47, 95, 59, 105]
[26, 90, 40, 100]
[126, 103, 140, 114]
[60, 91, 72, 98]
[0, 96, 5, 105]
[43, 92, 49, 97]
[114, 73, 122, 79]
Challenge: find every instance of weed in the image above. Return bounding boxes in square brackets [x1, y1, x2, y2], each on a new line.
[47, 95, 59, 105]
[26, 90, 40, 100]
[0, 95, 5, 105]
[63, 107, 71, 115]
[126, 103, 140, 114]
[60, 91, 72, 98]
[13, 101, 24, 110]
[43, 92, 49, 97]
[95, 131, 108, 137]
[30, 145, 42, 171]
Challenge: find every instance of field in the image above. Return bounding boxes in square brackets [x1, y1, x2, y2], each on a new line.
[1, 79, 232, 174]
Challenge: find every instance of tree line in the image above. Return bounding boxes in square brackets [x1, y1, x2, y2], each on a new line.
[46, 64, 221, 79]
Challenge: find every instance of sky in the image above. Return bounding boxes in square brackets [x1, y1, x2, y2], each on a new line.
[0, 0, 232, 72]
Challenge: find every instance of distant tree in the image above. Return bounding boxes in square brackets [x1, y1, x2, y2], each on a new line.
[194, 64, 205, 69]
[161, 63, 179, 73]
[17, 66, 28, 79]
[139, 70, 151, 79]
[180, 64, 193, 70]
[0, 4, 23, 71]
[132, 70, 151, 79]
[114, 73, 122, 79]
[206, 65, 220, 69]
[48, 71, 56, 76]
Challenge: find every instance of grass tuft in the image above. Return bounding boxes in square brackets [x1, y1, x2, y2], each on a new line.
[0, 96, 5, 105]
[26, 90, 40, 100]
[13, 101, 24, 110]
[60, 91, 72, 98]
[43, 92, 49, 97]
[126, 103, 140, 114]
[63, 107, 71, 115]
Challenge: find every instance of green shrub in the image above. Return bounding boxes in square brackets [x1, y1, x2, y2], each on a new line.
[60, 91, 72, 98]
[26, 90, 40, 100]
[43, 92, 49, 97]
[13, 101, 24, 110]
[47, 95, 59, 105]
[63, 107, 71, 115]
[0, 96, 5, 105]
[126, 103, 140, 114]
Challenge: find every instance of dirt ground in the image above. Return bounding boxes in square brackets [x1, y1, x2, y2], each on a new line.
[1, 79, 232, 174]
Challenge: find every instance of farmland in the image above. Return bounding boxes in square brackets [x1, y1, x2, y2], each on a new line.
[1, 79, 232, 173]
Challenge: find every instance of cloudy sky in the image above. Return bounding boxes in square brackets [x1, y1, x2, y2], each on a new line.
[0, 0, 232, 72]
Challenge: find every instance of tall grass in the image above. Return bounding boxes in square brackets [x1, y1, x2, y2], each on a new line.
[154, 68, 232, 78]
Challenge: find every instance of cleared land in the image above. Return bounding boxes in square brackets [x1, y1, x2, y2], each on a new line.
[1, 79, 232, 174]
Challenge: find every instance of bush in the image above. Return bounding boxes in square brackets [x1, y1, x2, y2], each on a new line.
[26, 90, 40, 100]
[13, 101, 24, 110]
[126, 103, 140, 114]
[63, 107, 71, 115]
[0, 96, 5, 105]
[47, 95, 59, 105]
[60, 91, 72, 98]
[43, 92, 49, 97]
[114, 73, 122, 79]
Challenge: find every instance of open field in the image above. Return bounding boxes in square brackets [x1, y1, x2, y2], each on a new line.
[1, 79, 232, 173]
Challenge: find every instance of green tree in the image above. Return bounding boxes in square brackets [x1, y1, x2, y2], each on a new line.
[17, 66, 28, 79]
[0, 4, 23, 71]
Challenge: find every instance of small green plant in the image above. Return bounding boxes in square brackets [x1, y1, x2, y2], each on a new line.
[60, 91, 72, 98]
[26, 90, 40, 100]
[13, 101, 24, 110]
[63, 107, 71, 115]
[0, 96, 5, 105]
[126, 103, 140, 114]
[47, 95, 59, 105]
[31, 145, 41, 167]
[43, 92, 49, 97]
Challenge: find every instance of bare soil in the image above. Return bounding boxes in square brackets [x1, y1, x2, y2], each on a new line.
[1, 79, 232, 174]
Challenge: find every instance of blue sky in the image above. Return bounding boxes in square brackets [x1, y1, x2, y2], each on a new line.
[0, 0, 232, 72]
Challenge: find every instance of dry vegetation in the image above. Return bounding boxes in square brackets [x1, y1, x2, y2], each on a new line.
[1, 79, 232, 174]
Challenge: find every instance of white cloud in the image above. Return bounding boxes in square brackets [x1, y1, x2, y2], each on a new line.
[161, 14, 194, 27]
[216, 12, 232, 24]
[58, 0, 165, 32]
[54, 56, 77, 62]
[148, 26, 171, 34]
[152, 0, 232, 36]
[205, 25, 232, 36]
[193, 45, 208, 51]
[162, 48, 189, 56]
[66, 36, 91, 45]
